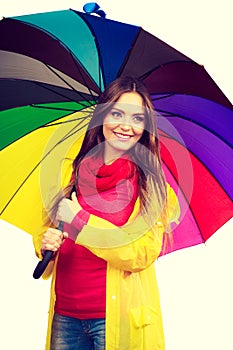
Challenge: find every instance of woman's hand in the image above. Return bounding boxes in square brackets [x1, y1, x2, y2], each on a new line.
[41, 228, 68, 253]
[56, 192, 82, 224]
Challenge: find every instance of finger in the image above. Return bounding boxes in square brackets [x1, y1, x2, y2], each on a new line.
[51, 229, 65, 241]
[42, 243, 59, 252]
[41, 238, 60, 251]
[62, 232, 69, 239]
[44, 228, 63, 242]
[42, 236, 63, 250]
[47, 227, 62, 235]
[71, 192, 78, 202]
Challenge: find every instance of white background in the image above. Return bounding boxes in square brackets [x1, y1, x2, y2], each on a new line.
[0, 1, 232, 349]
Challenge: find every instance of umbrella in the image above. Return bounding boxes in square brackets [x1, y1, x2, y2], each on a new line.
[0, 6, 232, 260]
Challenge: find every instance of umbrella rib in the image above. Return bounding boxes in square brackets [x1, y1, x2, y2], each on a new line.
[75, 10, 105, 91]
[94, 37, 104, 92]
[0, 120, 90, 216]
[31, 104, 80, 112]
[97, 53, 103, 92]
[42, 115, 92, 128]
[31, 104, 79, 112]
[31, 104, 95, 113]
[139, 60, 194, 81]
[45, 63, 98, 103]
[152, 93, 175, 101]
[116, 27, 142, 79]
[49, 118, 89, 145]
[68, 48, 97, 101]
[32, 80, 95, 108]
[156, 108, 188, 118]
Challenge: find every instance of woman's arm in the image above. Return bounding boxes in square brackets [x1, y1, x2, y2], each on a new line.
[76, 184, 180, 272]
[33, 183, 179, 274]
[77, 216, 165, 272]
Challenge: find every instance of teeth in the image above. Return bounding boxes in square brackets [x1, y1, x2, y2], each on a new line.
[115, 132, 131, 139]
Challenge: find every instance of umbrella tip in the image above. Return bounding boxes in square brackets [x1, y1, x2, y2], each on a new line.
[83, 2, 106, 18]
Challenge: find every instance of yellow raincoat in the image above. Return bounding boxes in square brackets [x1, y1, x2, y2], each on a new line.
[33, 184, 180, 350]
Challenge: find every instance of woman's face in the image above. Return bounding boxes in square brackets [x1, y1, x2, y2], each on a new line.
[103, 92, 146, 162]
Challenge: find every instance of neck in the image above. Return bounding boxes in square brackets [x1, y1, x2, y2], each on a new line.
[103, 147, 125, 165]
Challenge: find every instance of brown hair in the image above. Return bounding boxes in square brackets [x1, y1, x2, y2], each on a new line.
[50, 76, 170, 235]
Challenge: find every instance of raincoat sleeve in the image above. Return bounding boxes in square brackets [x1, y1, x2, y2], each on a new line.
[76, 183, 180, 272]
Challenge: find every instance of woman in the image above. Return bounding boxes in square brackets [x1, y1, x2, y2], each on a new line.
[33, 76, 180, 350]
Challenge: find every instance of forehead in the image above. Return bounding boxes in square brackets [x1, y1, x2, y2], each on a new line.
[113, 92, 145, 114]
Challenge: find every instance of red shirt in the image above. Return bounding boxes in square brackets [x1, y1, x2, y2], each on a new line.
[55, 156, 138, 319]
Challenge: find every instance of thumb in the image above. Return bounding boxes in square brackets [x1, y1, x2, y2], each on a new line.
[62, 232, 69, 239]
[71, 191, 78, 202]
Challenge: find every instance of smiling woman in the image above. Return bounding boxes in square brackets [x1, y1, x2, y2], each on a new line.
[0, 2, 232, 350]
[33, 76, 180, 350]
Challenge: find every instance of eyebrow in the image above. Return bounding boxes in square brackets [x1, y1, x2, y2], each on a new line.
[111, 107, 145, 116]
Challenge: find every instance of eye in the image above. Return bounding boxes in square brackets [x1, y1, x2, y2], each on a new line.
[111, 110, 122, 118]
[132, 115, 145, 124]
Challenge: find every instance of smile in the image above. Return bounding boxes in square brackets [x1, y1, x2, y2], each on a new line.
[114, 132, 133, 140]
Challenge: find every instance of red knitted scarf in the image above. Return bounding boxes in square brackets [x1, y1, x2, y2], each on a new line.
[77, 153, 138, 197]
[76, 153, 138, 223]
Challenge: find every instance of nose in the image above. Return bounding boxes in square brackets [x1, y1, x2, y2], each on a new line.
[119, 115, 131, 130]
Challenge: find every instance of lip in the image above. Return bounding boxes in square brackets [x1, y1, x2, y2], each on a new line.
[114, 132, 133, 140]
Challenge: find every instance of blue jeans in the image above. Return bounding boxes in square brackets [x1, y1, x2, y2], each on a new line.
[50, 313, 105, 350]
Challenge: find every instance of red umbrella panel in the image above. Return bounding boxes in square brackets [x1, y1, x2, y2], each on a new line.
[157, 105, 233, 254]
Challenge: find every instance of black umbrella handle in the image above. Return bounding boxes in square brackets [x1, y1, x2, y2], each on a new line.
[33, 222, 64, 279]
[32, 250, 54, 279]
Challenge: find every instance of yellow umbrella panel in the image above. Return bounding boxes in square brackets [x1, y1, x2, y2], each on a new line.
[0, 109, 90, 235]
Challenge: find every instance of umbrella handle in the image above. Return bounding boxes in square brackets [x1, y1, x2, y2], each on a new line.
[33, 222, 64, 279]
[33, 250, 54, 279]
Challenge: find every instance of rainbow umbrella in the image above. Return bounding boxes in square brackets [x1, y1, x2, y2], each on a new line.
[0, 6, 232, 258]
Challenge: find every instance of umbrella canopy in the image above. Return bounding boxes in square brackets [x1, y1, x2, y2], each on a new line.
[0, 8, 232, 255]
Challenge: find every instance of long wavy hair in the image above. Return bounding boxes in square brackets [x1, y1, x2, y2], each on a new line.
[49, 76, 170, 234]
